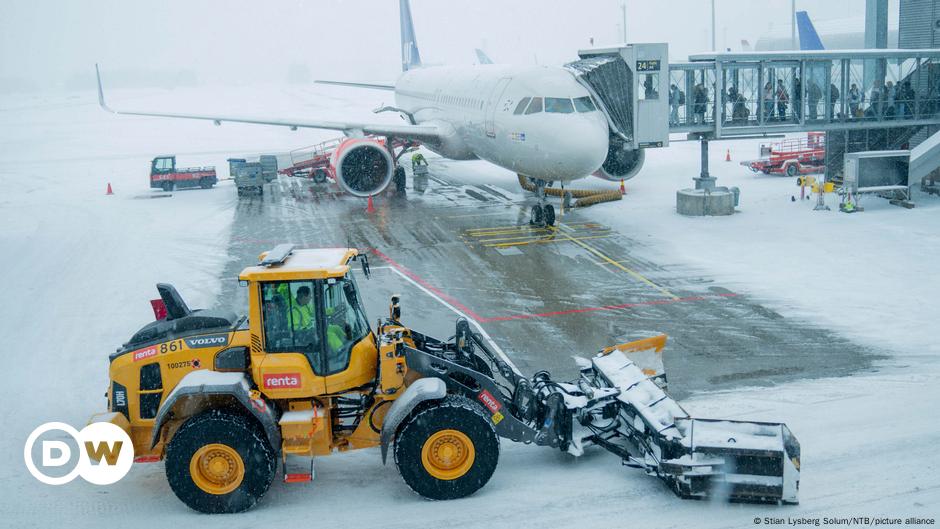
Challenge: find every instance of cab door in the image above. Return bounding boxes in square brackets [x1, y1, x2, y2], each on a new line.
[319, 276, 377, 393]
[256, 280, 327, 397]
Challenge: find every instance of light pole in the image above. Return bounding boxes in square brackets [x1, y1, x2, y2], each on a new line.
[711, 0, 716, 51]
[621, 1, 627, 43]
[791, 0, 797, 49]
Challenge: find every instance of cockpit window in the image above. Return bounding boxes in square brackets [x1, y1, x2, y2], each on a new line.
[573, 96, 597, 112]
[545, 97, 574, 114]
[524, 97, 543, 114]
[513, 97, 531, 115]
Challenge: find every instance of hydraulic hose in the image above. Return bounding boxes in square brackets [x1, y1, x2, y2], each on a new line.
[517, 174, 622, 207]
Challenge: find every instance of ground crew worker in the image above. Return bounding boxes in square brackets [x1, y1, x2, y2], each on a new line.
[411, 152, 427, 170]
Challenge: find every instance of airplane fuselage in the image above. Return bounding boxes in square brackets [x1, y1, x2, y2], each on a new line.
[395, 64, 610, 182]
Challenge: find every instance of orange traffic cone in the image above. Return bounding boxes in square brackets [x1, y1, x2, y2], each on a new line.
[619, 179, 625, 195]
[106, 182, 114, 195]
[366, 194, 375, 213]
[725, 149, 731, 162]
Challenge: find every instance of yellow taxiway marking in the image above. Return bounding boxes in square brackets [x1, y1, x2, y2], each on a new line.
[555, 224, 678, 300]
[484, 234, 612, 248]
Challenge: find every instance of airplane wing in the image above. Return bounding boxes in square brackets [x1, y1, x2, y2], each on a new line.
[95, 65, 439, 141]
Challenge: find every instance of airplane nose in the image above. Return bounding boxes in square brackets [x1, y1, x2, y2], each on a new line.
[564, 117, 609, 176]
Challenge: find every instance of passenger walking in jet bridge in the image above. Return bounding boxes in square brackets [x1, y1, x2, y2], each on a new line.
[763, 81, 775, 121]
[899, 80, 914, 119]
[867, 81, 884, 120]
[669, 83, 681, 125]
[776, 79, 789, 121]
[793, 76, 802, 121]
[885, 81, 896, 119]
[807, 80, 822, 121]
[725, 84, 738, 121]
[849, 83, 862, 117]
[692, 83, 708, 124]
[732, 94, 749, 124]
[829, 82, 841, 119]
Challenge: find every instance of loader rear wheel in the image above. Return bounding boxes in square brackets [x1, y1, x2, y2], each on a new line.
[162, 181, 174, 192]
[394, 395, 499, 500]
[786, 164, 798, 177]
[165, 410, 276, 514]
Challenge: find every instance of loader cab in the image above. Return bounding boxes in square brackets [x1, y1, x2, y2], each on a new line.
[240, 245, 377, 397]
[151, 156, 175, 174]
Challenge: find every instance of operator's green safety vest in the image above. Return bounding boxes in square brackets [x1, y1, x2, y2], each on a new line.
[290, 303, 314, 331]
[411, 152, 427, 167]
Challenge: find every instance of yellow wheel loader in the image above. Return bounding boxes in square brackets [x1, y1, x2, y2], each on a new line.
[89, 244, 800, 513]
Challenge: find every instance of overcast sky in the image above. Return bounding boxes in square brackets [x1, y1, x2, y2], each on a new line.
[0, 0, 900, 92]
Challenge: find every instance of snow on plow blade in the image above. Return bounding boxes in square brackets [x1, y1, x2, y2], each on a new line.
[590, 340, 800, 504]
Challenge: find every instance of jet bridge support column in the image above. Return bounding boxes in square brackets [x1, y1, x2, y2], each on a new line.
[676, 136, 739, 216]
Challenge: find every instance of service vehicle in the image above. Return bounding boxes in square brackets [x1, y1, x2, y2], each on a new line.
[741, 132, 826, 177]
[150, 155, 217, 192]
[232, 161, 265, 196]
[89, 245, 800, 513]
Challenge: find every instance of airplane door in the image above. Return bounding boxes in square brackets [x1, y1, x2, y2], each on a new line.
[485, 77, 512, 138]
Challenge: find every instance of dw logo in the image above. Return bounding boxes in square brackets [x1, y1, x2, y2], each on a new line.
[24, 422, 134, 485]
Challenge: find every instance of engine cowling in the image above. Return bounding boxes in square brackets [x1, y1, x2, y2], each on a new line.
[593, 137, 645, 182]
[330, 138, 395, 197]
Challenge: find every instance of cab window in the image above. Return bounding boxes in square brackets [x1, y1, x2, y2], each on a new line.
[261, 280, 323, 373]
[545, 97, 574, 113]
[573, 96, 597, 112]
[321, 277, 369, 374]
[524, 97, 543, 114]
[513, 97, 531, 115]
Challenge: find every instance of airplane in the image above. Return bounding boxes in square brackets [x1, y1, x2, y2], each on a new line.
[95, 0, 642, 226]
[755, 11, 899, 51]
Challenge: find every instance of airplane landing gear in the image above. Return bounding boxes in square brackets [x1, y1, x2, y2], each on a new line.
[528, 178, 556, 227]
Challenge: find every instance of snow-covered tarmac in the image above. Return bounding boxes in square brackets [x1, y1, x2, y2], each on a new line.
[0, 86, 937, 527]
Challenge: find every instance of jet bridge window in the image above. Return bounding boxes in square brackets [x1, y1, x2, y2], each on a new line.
[524, 97, 543, 114]
[545, 97, 575, 113]
[513, 97, 531, 114]
[573, 96, 597, 112]
[640, 74, 660, 100]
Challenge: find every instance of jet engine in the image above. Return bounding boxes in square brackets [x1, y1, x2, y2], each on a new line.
[593, 137, 645, 182]
[331, 138, 395, 196]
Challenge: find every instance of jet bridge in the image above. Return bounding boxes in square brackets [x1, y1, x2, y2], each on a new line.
[668, 49, 940, 140]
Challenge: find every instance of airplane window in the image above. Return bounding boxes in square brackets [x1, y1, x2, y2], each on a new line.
[545, 97, 574, 114]
[573, 96, 597, 112]
[524, 97, 543, 114]
[513, 97, 531, 115]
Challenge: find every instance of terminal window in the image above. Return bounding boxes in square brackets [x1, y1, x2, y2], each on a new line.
[641, 74, 659, 100]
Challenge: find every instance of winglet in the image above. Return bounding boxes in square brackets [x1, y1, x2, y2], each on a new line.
[95, 64, 114, 113]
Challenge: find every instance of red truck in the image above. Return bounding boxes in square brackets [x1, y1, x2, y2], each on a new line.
[150, 156, 217, 192]
[741, 132, 826, 177]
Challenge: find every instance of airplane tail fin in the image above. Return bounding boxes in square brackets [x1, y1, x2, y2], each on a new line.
[400, 0, 422, 71]
[796, 11, 825, 50]
[475, 48, 494, 65]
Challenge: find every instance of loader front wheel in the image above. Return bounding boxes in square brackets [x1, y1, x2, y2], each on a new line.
[394, 395, 499, 500]
[165, 410, 276, 514]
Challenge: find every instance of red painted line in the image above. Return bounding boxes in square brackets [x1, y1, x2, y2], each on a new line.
[369, 248, 486, 321]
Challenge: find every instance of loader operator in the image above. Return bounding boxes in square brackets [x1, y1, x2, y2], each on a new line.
[290, 286, 314, 332]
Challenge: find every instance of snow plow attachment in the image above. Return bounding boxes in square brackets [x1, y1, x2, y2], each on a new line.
[403, 325, 800, 505]
[591, 348, 800, 503]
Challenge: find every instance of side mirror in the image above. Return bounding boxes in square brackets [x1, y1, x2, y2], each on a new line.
[389, 294, 401, 322]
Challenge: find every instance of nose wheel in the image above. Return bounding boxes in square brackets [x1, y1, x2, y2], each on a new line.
[530, 204, 555, 227]
[528, 178, 556, 227]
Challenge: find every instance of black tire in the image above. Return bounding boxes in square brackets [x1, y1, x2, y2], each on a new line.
[162, 181, 174, 192]
[786, 164, 798, 177]
[199, 177, 213, 189]
[394, 166, 407, 193]
[530, 205, 544, 226]
[543, 204, 556, 226]
[394, 395, 499, 500]
[165, 410, 276, 514]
